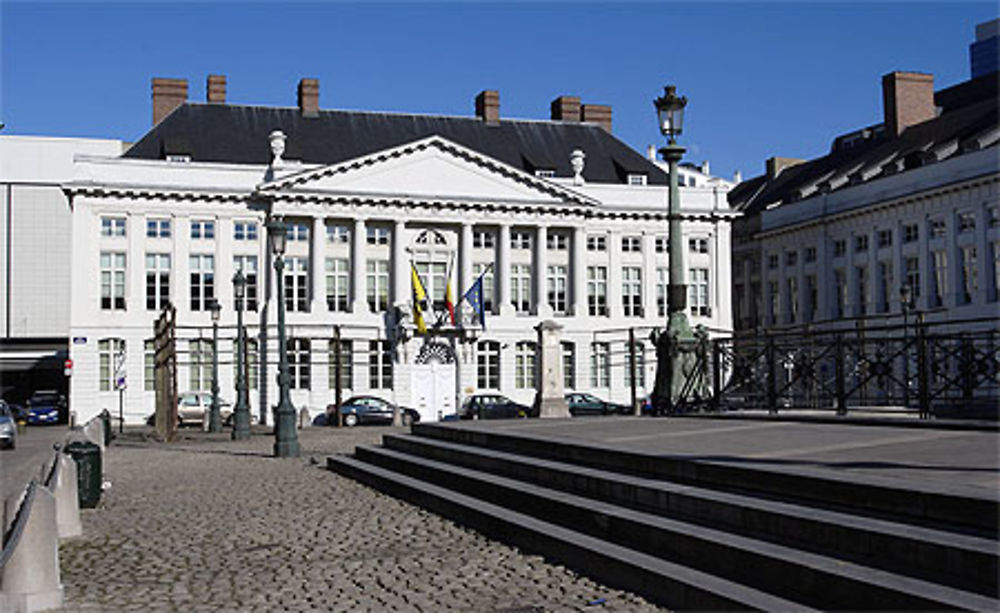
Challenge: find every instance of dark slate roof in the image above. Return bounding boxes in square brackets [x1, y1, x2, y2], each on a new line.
[124, 103, 669, 186]
[729, 72, 999, 215]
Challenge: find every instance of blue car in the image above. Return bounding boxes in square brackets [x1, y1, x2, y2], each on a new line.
[25, 391, 67, 425]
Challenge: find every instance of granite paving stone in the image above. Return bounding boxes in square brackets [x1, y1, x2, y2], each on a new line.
[53, 426, 666, 612]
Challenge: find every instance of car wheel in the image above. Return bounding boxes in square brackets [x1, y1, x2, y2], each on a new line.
[344, 413, 358, 427]
[401, 413, 414, 427]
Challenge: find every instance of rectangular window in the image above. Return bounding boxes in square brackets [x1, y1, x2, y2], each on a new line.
[515, 341, 536, 389]
[624, 341, 645, 388]
[366, 226, 389, 245]
[286, 223, 309, 242]
[415, 260, 449, 312]
[654, 236, 668, 254]
[930, 219, 947, 238]
[145, 253, 171, 311]
[328, 339, 353, 391]
[144, 339, 156, 391]
[283, 257, 309, 312]
[656, 267, 668, 317]
[877, 229, 893, 249]
[877, 261, 893, 313]
[473, 230, 495, 249]
[804, 247, 817, 263]
[546, 232, 568, 251]
[767, 254, 779, 269]
[834, 269, 847, 318]
[989, 208, 1000, 228]
[785, 251, 797, 267]
[856, 266, 868, 315]
[146, 218, 171, 238]
[562, 342, 575, 390]
[960, 246, 978, 304]
[188, 339, 214, 391]
[477, 341, 500, 389]
[512, 264, 532, 314]
[100, 252, 127, 310]
[368, 340, 393, 389]
[233, 256, 259, 311]
[246, 339, 258, 390]
[855, 235, 869, 253]
[472, 263, 495, 312]
[326, 224, 350, 244]
[587, 266, 608, 316]
[366, 260, 390, 312]
[833, 239, 847, 258]
[627, 174, 647, 186]
[190, 220, 215, 240]
[98, 338, 125, 391]
[904, 256, 920, 299]
[958, 213, 976, 234]
[768, 281, 780, 322]
[805, 275, 817, 322]
[590, 342, 610, 388]
[189, 254, 215, 311]
[234, 221, 258, 241]
[510, 230, 532, 250]
[932, 251, 947, 308]
[787, 277, 799, 323]
[689, 268, 709, 317]
[622, 236, 642, 253]
[903, 223, 919, 243]
[623, 267, 643, 317]
[689, 238, 709, 254]
[100, 216, 126, 237]
[547, 265, 568, 314]
[286, 338, 311, 389]
[993, 242, 1000, 302]
[587, 235, 607, 252]
[534, 169, 556, 178]
[325, 258, 350, 312]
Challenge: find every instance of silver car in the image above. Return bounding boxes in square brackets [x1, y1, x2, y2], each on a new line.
[177, 392, 233, 426]
[0, 401, 16, 449]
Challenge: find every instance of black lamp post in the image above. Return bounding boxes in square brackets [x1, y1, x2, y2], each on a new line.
[231, 270, 251, 440]
[900, 284, 914, 407]
[267, 218, 300, 458]
[209, 299, 222, 433]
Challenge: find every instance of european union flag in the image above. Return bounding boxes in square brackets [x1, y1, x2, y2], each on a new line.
[462, 268, 489, 329]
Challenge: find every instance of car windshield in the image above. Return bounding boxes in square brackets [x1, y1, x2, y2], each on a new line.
[30, 393, 60, 404]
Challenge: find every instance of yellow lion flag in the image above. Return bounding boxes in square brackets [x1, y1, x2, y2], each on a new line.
[411, 263, 428, 334]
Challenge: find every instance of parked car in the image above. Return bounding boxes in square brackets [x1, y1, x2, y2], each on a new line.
[0, 402, 16, 449]
[460, 394, 532, 420]
[565, 392, 630, 416]
[177, 392, 234, 426]
[315, 396, 420, 427]
[25, 390, 67, 425]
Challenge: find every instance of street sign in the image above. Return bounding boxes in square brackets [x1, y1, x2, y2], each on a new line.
[116, 375, 127, 390]
[65, 358, 73, 377]
[72, 337, 87, 345]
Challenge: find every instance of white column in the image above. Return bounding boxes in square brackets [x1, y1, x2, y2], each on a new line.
[174, 216, 191, 315]
[892, 220, 904, 313]
[815, 230, 829, 320]
[393, 219, 407, 307]
[642, 232, 657, 322]
[974, 202, 989, 305]
[460, 223, 474, 299]
[127, 213, 144, 314]
[535, 225, 553, 318]
[352, 218, 368, 313]
[311, 216, 325, 313]
[608, 230, 622, 318]
[498, 223, 513, 316]
[572, 226, 586, 318]
[945, 210, 959, 308]
[917, 211, 931, 310]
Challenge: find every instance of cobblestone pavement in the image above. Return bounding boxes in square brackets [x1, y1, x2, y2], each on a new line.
[56, 426, 667, 612]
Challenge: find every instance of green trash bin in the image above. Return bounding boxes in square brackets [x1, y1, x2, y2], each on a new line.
[66, 440, 102, 509]
[99, 410, 112, 447]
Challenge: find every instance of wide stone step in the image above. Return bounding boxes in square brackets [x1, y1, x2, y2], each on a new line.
[354, 444, 999, 612]
[411, 422, 999, 537]
[381, 432, 998, 597]
[326, 454, 816, 612]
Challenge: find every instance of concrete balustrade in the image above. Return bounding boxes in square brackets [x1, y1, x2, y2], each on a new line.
[0, 482, 64, 613]
[47, 452, 82, 540]
[81, 418, 105, 454]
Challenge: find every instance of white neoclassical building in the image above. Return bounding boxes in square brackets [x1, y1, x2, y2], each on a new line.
[65, 77, 735, 424]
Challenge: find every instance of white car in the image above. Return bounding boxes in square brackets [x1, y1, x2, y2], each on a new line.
[177, 392, 234, 426]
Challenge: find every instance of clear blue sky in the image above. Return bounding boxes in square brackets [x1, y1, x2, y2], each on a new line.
[1, 2, 996, 180]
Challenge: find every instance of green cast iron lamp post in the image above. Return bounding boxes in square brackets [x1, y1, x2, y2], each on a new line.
[209, 299, 222, 432]
[231, 269, 251, 440]
[267, 219, 300, 458]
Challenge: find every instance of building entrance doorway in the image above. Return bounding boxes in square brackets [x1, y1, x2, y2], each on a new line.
[411, 341, 456, 422]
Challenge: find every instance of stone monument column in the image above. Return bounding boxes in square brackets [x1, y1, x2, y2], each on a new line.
[534, 320, 569, 418]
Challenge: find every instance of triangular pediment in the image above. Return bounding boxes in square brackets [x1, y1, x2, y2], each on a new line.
[258, 135, 596, 207]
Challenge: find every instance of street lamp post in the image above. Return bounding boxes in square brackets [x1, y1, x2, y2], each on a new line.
[900, 284, 914, 407]
[209, 300, 222, 433]
[650, 85, 699, 415]
[267, 219, 300, 458]
[231, 270, 251, 440]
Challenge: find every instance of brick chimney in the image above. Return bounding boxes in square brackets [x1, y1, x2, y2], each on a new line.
[152, 77, 188, 126]
[475, 90, 500, 124]
[298, 78, 320, 117]
[766, 156, 805, 180]
[206, 74, 226, 104]
[581, 104, 612, 132]
[882, 71, 935, 138]
[550, 96, 581, 121]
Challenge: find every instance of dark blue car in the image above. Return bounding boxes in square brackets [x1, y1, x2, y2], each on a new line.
[26, 391, 67, 425]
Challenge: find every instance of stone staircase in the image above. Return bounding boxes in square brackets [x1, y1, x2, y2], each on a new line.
[327, 422, 1000, 611]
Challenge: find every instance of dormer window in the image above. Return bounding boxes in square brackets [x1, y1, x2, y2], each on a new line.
[534, 169, 556, 178]
[627, 174, 647, 186]
[165, 154, 191, 163]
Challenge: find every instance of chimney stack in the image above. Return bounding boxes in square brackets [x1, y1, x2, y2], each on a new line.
[206, 74, 226, 104]
[766, 156, 805, 180]
[581, 104, 612, 132]
[152, 77, 188, 126]
[882, 71, 935, 138]
[475, 90, 500, 124]
[550, 95, 581, 121]
[298, 78, 320, 117]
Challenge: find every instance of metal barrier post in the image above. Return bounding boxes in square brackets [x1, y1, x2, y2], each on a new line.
[916, 314, 930, 419]
[835, 333, 847, 415]
[765, 336, 777, 413]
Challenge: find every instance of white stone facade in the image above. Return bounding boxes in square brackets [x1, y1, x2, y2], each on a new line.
[66, 135, 735, 424]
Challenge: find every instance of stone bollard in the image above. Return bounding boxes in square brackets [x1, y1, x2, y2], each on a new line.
[298, 407, 311, 429]
[0, 484, 64, 612]
[81, 419, 105, 455]
[49, 452, 82, 539]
